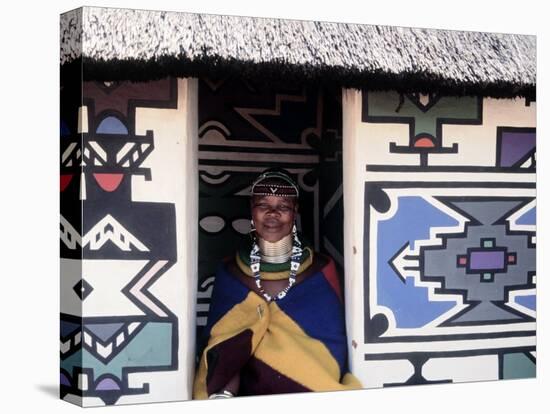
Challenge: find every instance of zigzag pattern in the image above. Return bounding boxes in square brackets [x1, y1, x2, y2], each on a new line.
[60, 214, 149, 251]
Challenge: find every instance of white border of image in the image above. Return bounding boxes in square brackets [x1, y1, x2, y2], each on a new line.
[1, 1, 546, 413]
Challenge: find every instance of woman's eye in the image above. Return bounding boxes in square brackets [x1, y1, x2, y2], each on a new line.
[254, 204, 292, 212]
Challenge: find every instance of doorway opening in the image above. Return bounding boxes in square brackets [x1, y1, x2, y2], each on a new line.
[195, 76, 345, 342]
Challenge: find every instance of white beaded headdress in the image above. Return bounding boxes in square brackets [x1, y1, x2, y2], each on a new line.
[250, 169, 299, 198]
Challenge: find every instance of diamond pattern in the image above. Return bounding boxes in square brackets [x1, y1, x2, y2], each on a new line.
[73, 279, 94, 300]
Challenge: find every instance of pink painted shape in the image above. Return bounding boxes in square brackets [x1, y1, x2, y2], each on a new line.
[414, 137, 435, 148]
[60, 174, 73, 192]
[93, 173, 124, 192]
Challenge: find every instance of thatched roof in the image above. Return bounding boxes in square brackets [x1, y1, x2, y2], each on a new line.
[60, 7, 536, 98]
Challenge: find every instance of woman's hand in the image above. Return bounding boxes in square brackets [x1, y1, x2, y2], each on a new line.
[208, 372, 240, 399]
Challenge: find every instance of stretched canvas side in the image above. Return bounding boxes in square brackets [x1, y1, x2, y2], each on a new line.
[60, 6, 84, 407]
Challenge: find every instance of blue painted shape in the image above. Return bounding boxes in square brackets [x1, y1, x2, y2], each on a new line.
[86, 323, 124, 342]
[516, 206, 536, 226]
[60, 120, 71, 137]
[60, 320, 80, 338]
[96, 116, 128, 134]
[377, 196, 458, 328]
[515, 295, 536, 311]
[510, 203, 535, 314]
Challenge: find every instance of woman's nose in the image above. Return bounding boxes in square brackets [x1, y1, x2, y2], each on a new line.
[266, 206, 280, 216]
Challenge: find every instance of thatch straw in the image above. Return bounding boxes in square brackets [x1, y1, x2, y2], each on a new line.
[60, 7, 536, 98]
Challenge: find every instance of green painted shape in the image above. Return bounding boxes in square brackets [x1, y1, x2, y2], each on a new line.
[61, 322, 173, 379]
[483, 273, 492, 281]
[61, 350, 84, 378]
[502, 353, 536, 379]
[366, 91, 479, 137]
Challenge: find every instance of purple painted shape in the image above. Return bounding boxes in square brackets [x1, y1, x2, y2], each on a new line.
[95, 378, 120, 391]
[470, 250, 505, 270]
[60, 372, 71, 387]
[499, 131, 536, 167]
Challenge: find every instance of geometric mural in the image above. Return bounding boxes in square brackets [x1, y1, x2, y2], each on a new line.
[59, 6, 537, 407]
[365, 184, 535, 332]
[350, 89, 536, 388]
[60, 80, 537, 403]
[496, 127, 536, 170]
[60, 76, 183, 405]
[363, 92, 482, 167]
[61, 72, 347, 405]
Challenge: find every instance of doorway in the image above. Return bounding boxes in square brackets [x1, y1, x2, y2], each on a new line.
[195, 76, 345, 340]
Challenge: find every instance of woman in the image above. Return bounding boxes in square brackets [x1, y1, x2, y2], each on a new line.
[193, 169, 361, 399]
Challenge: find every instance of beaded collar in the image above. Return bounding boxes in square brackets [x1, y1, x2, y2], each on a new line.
[249, 225, 303, 302]
[257, 233, 293, 264]
[235, 246, 312, 280]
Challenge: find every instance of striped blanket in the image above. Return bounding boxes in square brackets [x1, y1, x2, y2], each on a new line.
[193, 247, 362, 398]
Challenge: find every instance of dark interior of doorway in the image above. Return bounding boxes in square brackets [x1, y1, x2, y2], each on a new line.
[195, 75, 345, 348]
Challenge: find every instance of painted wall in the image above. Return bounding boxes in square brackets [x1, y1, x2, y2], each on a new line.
[60, 76, 198, 406]
[60, 75, 345, 406]
[60, 77, 536, 406]
[343, 89, 536, 387]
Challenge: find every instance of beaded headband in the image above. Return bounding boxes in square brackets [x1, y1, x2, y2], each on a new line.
[250, 170, 299, 198]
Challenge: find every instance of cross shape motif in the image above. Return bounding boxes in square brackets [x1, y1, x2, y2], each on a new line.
[362, 91, 482, 166]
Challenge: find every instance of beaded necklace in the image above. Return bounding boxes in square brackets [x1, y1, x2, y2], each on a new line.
[250, 224, 303, 302]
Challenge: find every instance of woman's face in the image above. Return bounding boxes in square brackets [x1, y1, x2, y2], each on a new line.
[251, 195, 297, 242]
